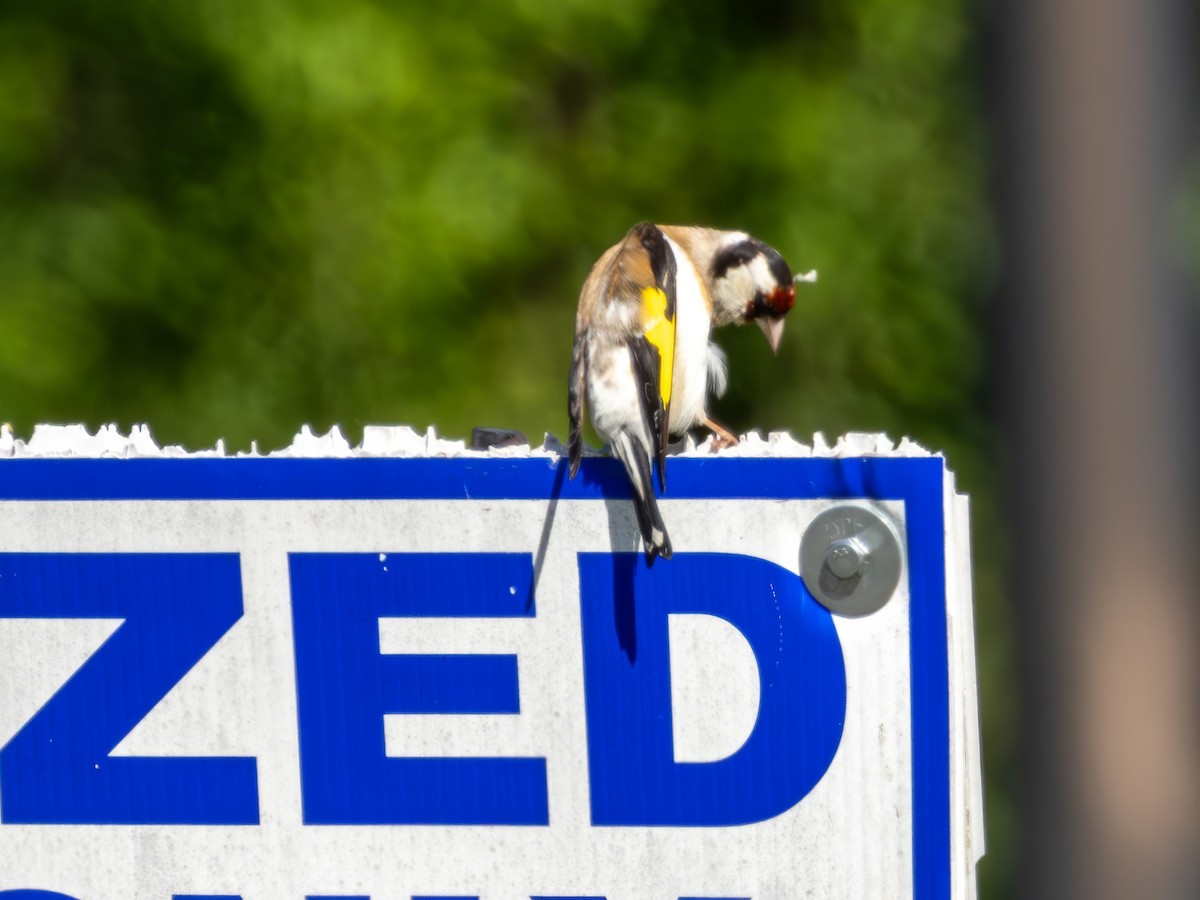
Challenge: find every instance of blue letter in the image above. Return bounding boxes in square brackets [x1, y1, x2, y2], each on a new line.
[291, 553, 547, 824]
[579, 552, 846, 826]
[0, 553, 257, 824]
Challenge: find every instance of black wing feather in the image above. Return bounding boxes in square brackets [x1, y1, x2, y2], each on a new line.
[631, 223, 677, 489]
[627, 336, 665, 477]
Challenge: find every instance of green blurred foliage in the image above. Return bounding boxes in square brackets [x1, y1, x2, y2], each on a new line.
[0, 0, 1013, 894]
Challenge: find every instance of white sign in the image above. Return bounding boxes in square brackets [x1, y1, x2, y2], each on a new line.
[0, 431, 983, 900]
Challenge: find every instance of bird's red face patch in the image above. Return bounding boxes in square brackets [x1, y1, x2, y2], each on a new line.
[768, 284, 796, 315]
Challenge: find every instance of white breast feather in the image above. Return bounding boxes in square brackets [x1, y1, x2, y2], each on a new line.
[664, 236, 713, 434]
[706, 342, 728, 398]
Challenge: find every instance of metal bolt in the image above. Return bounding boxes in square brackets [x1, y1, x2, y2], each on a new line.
[826, 537, 868, 579]
[801, 504, 903, 617]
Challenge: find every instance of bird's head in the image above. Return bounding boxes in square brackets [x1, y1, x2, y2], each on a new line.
[708, 234, 798, 354]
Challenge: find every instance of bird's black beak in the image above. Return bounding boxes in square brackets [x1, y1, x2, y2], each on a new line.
[757, 316, 785, 355]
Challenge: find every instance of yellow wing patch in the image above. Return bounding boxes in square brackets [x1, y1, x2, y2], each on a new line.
[640, 286, 675, 406]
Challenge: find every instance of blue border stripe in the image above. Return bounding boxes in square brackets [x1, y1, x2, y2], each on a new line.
[0, 457, 915, 502]
[879, 460, 951, 900]
[0, 455, 950, 897]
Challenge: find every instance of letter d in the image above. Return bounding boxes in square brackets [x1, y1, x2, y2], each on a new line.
[579, 553, 846, 826]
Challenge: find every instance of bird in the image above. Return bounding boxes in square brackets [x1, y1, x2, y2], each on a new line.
[567, 222, 806, 561]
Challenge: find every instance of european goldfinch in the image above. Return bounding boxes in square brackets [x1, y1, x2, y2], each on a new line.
[567, 222, 804, 560]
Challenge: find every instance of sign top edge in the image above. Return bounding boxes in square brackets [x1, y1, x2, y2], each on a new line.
[0, 424, 938, 461]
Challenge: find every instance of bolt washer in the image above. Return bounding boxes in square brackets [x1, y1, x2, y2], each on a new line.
[800, 504, 903, 617]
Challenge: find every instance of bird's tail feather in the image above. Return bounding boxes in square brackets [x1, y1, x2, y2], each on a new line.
[611, 430, 673, 561]
[567, 335, 587, 479]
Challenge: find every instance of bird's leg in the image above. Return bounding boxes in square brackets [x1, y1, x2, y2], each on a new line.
[701, 416, 739, 451]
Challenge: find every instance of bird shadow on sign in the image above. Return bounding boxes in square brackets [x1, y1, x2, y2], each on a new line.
[528, 458, 568, 613]
[530, 456, 642, 664]
[603, 496, 642, 665]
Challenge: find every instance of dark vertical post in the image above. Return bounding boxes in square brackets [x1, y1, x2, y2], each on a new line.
[992, 0, 1200, 897]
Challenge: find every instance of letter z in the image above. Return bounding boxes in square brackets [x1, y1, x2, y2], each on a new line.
[0, 553, 258, 824]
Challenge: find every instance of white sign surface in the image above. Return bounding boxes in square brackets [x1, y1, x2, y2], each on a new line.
[0, 447, 982, 900]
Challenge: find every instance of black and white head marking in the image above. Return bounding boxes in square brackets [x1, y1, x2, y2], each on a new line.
[708, 234, 796, 327]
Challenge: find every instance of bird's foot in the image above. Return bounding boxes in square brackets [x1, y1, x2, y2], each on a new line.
[703, 418, 740, 452]
[710, 432, 739, 452]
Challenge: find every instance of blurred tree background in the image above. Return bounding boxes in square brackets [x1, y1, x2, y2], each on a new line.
[0, 0, 1011, 894]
